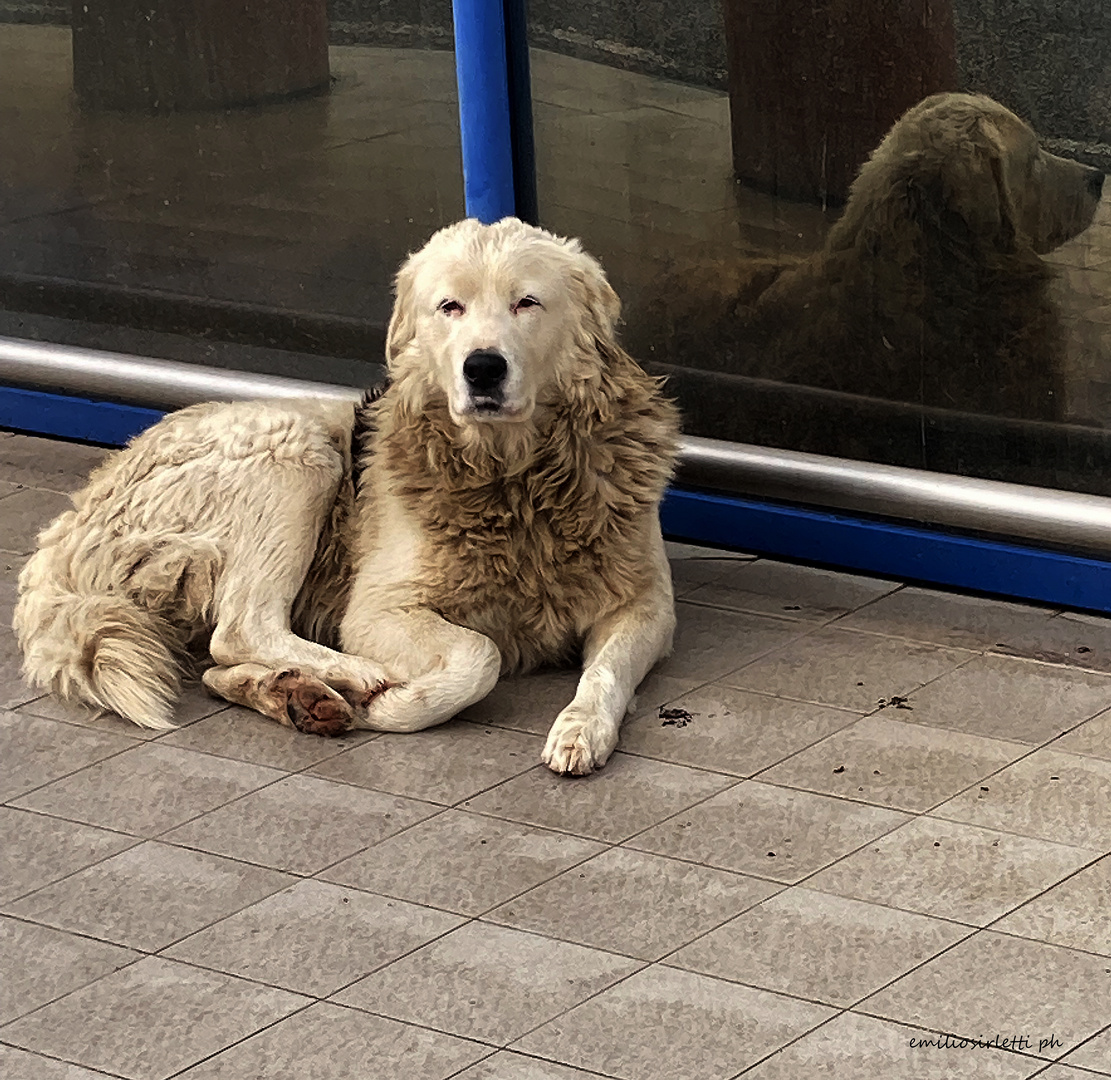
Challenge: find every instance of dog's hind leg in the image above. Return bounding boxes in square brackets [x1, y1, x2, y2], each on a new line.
[202, 664, 358, 736]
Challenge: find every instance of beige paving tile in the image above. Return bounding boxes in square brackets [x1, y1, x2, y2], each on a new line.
[838, 584, 1059, 651]
[1063, 1027, 1111, 1073]
[1038, 1065, 1111, 1080]
[0, 807, 137, 904]
[994, 856, 1111, 955]
[684, 560, 898, 621]
[460, 669, 588, 735]
[452, 1054, 605, 1079]
[4, 840, 295, 951]
[10, 743, 283, 836]
[18, 682, 231, 739]
[808, 816, 1097, 925]
[759, 715, 1028, 812]
[619, 683, 859, 775]
[160, 705, 378, 770]
[666, 541, 756, 597]
[937, 749, 1111, 849]
[0, 1045, 117, 1080]
[902, 656, 1111, 744]
[309, 720, 542, 805]
[670, 887, 969, 1007]
[166, 879, 463, 997]
[722, 627, 974, 712]
[654, 602, 807, 683]
[320, 809, 604, 915]
[335, 921, 640, 1045]
[1056, 710, 1111, 761]
[488, 847, 777, 960]
[0, 709, 135, 802]
[513, 964, 834, 1080]
[999, 610, 1111, 674]
[0, 955, 308, 1080]
[742, 1011, 1041, 1079]
[0, 916, 140, 1025]
[0, 487, 72, 554]
[462, 754, 735, 843]
[629, 780, 909, 883]
[162, 773, 438, 874]
[862, 931, 1111, 1054]
[175, 1002, 488, 1079]
[0, 434, 108, 493]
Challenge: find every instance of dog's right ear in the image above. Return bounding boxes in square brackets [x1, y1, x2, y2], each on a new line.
[385, 260, 418, 368]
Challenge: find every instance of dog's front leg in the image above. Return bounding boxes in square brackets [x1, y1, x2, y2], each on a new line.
[543, 575, 677, 777]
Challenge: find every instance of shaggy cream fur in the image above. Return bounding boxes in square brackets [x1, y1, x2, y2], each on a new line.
[14, 218, 679, 775]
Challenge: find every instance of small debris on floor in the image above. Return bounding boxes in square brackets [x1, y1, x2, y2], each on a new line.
[877, 695, 913, 710]
[832, 765, 846, 774]
[659, 706, 694, 727]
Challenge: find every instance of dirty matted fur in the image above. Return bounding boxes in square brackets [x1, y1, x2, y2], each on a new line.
[633, 93, 1105, 419]
[14, 218, 680, 775]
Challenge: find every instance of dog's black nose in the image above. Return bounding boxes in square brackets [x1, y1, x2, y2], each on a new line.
[463, 350, 508, 393]
[1090, 170, 1105, 198]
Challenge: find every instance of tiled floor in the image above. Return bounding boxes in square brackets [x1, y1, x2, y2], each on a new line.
[3, 432, 1111, 1078]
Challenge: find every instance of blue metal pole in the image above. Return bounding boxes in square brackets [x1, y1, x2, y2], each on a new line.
[452, 0, 517, 223]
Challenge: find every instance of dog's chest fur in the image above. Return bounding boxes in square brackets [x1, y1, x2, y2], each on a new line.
[360, 366, 677, 672]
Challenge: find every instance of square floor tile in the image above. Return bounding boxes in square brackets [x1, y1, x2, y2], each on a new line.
[994, 856, 1111, 954]
[669, 887, 969, 1007]
[741, 1011, 1040, 1079]
[1064, 1027, 1111, 1073]
[309, 721, 543, 805]
[808, 816, 1096, 925]
[452, 1053, 605, 1079]
[936, 749, 1111, 849]
[488, 847, 778, 960]
[166, 879, 463, 997]
[862, 931, 1111, 1054]
[0, 955, 308, 1080]
[162, 773, 439, 874]
[759, 715, 1028, 812]
[838, 585, 1059, 651]
[619, 683, 858, 775]
[160, 706, 377, 770]
[654, 602, 806, 683]
[462, 755, 735, 844]
[0, 1045, 118, 1080]
[0, 807, 136, 904]
[0, 916, 139, 1024]
[335, 921, 640, 1045]
[0, 709, 135, 802]
[11, 743, 283, 837]
[4, 841, 295, 951]
[0, 488, 71, 554]
[683, 560, 897, 622]
[174, 1002, 488, 1079]
[18, 683, 228, 740]
[1000, 610, 1111, 673]
[629, 780, 909, 883]
[1039, 1066, 1111, 1080]
[666, 542, 756, 596]
[513, 964, 834, 1080]
[902, 656, 1111, 744]
[1054, 710, 1111, 762]
[0, 435, 108, 493]
[320, 809, 604, 915]
[722, 628, 974, 712]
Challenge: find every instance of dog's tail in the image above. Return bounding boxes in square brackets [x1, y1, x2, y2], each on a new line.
[14, 584, 183, 729]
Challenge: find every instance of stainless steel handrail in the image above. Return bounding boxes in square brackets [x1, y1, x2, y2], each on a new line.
[4, 335, 1111, 555]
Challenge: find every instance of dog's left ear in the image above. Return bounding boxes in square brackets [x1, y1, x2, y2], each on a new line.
[570, 254, 622, 346]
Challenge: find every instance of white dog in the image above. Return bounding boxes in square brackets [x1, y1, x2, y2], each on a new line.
[14, 218, 680, 775]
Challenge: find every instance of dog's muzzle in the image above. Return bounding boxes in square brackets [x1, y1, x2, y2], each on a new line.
[463, 349, 508, 411]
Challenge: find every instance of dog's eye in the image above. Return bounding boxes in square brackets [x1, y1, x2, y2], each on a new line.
[513, 295, 541, 313]
[438, 299, 465, 316]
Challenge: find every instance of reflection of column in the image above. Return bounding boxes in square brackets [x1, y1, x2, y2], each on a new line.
[71, 1, 331, 111]
[723, 0, 957, 206]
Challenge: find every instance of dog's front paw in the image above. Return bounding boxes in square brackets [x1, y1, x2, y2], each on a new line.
[542, 710, 618, 776]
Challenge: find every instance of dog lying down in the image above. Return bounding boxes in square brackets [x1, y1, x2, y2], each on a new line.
[633, 92, 1105, 420]
[14, 219, 680, 775]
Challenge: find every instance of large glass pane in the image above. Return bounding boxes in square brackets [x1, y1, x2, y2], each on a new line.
[0, 2, 462, 384]
[529, 1, 1111, 496]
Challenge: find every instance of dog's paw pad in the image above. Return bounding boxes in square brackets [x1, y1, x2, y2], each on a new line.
[272, 672, 355, 737]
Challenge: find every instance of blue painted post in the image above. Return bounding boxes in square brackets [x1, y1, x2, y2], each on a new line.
[452, 0, 518, 223]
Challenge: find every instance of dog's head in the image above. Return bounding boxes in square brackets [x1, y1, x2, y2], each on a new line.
[832, 92, 1104, 257]
[385, 218, 621, 425]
